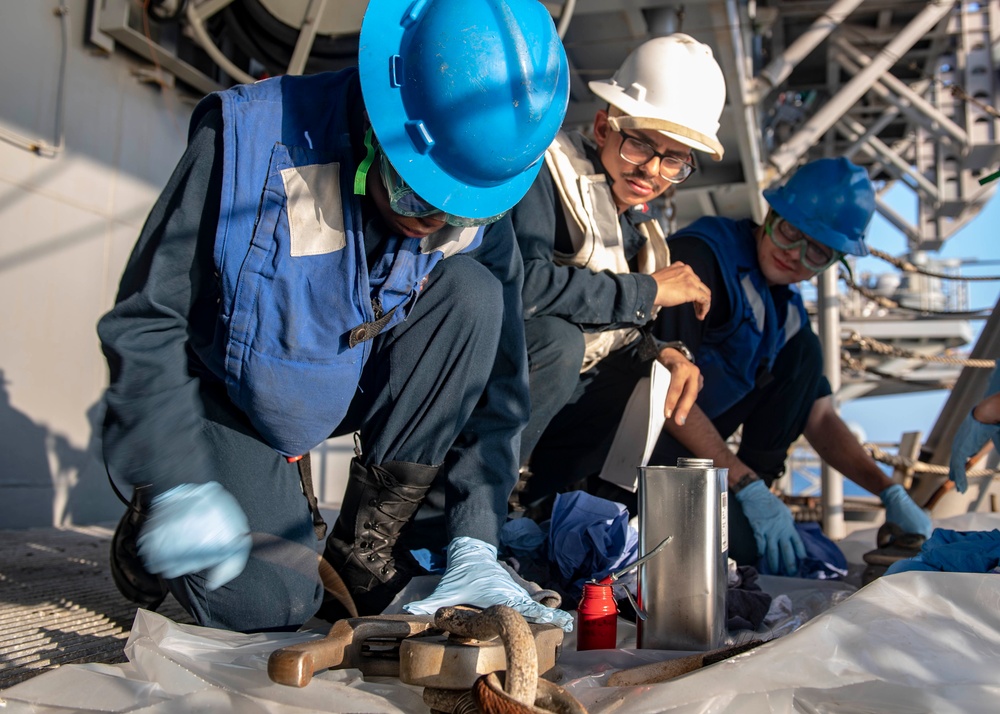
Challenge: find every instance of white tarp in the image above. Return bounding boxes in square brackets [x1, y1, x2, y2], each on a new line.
[3, 514, 999, 713]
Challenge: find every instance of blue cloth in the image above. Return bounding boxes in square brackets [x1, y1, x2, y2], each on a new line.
[886, 529, 1000, 575]
[410, 548, 447, 574]
[500, 517, 548, 558]
[756, 521, 848, 580]
[547, 491, 638, 598]
[669, 217, 809, 419]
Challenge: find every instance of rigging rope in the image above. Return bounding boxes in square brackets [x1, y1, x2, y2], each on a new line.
[842, 332, 997, 368]
[866, 247, 1000, 282]
[864, 442, 1000, 478]
[839, 271, 993, 317]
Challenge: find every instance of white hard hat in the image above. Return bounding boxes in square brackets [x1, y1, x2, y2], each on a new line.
[588, 34, 727, 160]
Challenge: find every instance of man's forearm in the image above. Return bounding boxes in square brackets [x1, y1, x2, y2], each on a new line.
[803, 397, 892, 495]
[661, 404, 753, 486]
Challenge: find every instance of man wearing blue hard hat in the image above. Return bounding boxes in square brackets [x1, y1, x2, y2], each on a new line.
[98, 0, 573, 632]
[593, 157, 932, 576]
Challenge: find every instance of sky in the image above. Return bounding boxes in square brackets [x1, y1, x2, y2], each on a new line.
[835, 181, 1000, 444]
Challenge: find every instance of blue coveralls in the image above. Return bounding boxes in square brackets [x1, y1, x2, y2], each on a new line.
[98, 70, 529, 631]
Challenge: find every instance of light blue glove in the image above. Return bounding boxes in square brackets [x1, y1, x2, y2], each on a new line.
[137, 482, 252, 591]
[879, 484, 932, 538]
[949, 410, 999, 494]
[734, 479, 806, 576]
[403, 536, 574, 632]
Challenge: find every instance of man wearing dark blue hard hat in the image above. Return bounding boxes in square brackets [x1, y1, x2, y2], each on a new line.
[588, 157, 932, 576]
[98, 0, 573, 633]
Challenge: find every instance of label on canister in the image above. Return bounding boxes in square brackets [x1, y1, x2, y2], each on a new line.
[720, 490, 729, 553]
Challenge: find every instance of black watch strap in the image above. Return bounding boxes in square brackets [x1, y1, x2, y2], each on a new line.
[730, 472, 760, 494]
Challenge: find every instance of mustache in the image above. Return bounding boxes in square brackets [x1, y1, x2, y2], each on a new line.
[620, 170, 657, 190]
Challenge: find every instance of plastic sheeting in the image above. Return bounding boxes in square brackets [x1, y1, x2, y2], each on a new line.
[3, 514, 999, 713]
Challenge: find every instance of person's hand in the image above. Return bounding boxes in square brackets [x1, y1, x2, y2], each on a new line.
[657, 348, 701, 425]
[403, 537, 574, 632]
[879, 484, 932, 538]
[138, 482, 252, 590]
[948, 409, 1000, 493]
[734, 479, 805, 576]
[650, 262, 711, 319]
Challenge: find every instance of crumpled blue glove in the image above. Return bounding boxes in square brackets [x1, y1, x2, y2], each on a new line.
[879, 484, 932, 538]
[403, 536, 574, 632]
[734, 479, 806, 576]
[137, 481, 252, 591]
[949, 409, 999, 494]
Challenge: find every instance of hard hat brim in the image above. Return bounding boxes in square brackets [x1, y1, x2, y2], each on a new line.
[589, 80, 724, 161]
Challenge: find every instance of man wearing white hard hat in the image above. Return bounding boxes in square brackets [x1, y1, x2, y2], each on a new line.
[508, 34, 725, 511]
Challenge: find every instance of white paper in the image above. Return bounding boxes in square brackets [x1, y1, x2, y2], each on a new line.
[598, 360, 671, 492]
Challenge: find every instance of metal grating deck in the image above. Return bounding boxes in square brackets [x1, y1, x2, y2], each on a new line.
[0, 524, 194, 689]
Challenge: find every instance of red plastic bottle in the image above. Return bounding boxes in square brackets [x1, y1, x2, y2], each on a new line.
[576, 582, 619, 650]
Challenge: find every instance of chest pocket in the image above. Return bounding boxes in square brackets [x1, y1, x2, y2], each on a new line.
[281, 160, 347, 257]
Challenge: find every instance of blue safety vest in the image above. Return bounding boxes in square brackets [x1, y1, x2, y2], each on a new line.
[190, 70, 483, 457]
[675, 217, 808, 419]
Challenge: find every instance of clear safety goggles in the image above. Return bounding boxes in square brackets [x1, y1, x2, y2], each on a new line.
[377, 151, 507, 227]
[765, 215, 843, 272]
[617, 128, 696, 184]
[352, 127, 507, 228]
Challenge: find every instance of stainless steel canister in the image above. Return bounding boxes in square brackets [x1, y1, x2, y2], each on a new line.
[636, 458, 728, 650]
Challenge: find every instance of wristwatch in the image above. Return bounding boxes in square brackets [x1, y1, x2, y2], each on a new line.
[660, 340, 695, 363]
[730, 472, 760, 494]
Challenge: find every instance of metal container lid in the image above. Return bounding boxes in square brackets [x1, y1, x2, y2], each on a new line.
[676, 457, 714, 468]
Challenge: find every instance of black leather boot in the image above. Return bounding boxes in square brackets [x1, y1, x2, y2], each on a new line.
[109, 489, 168, 610]
[319, 458, 440, 620]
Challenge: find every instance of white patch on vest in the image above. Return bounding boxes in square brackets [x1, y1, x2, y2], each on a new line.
[784, 303, 802, 340]
[281, 162, 346, 257]
[741, 273, 767, 331]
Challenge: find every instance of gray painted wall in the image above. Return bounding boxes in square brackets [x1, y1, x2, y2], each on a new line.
[0, 1, 351, 528]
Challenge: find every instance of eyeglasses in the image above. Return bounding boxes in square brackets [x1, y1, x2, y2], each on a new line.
[377, 150, 507, 228]
[617, 129, 696, 184]
[765, 215, 842, 272]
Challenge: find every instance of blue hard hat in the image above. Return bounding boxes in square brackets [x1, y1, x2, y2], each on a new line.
[359, 0, 569, 219]
[763, 157, 875, 257]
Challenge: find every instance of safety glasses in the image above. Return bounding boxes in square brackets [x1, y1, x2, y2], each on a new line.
[617, 129, 696, 184]
[352, 127, 507, 228]
[765, 215, 842, 272]
[377, 152, 507, 227]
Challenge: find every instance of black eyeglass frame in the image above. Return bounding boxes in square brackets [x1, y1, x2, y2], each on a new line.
[615, 128, 697, 184]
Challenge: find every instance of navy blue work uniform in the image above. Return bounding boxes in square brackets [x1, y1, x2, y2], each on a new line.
[98, 71, 528, 632]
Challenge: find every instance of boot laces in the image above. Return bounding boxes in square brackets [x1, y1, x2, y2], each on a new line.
[361, 481, 423, 560]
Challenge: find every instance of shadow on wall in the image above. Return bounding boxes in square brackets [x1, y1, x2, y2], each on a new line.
[0, 369, 121, 529]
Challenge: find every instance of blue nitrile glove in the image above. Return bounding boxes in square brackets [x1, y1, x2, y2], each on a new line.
[734, 479, 806, 576]
[948, 410, 999, 494]
[137, 482, 252, 591]
[879, 484, 932, 538]
[403, 536, 574, 632]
